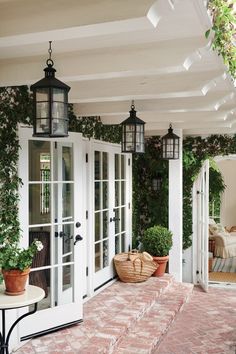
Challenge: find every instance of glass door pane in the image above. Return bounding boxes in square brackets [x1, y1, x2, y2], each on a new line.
[54, 143, 75, 306]
[93, 143, 131, 291]
[114, 154, 126, 254]
[94, 151, 109, 273]
[28, 141, 75, 309]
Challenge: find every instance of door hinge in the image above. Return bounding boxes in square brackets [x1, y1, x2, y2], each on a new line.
[128, 202, 130, 209]
[196, 270, 199, 274]
[86, 267, 89, 277]
[86, 210, 88, 219]
[86, 153, 88, 163]
[55, 142, 57, 149]
[128, 158, 131, 166]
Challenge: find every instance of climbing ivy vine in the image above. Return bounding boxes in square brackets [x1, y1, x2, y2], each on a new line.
[132, 134, 236, 250]
[132, 137, 169, 248]
[0, 86, 32, 245]
[68, 104, 121, 143]
[206, 0, 236, 79]
[183, 134, 236, 249]
[1, 0, 235, 253]
[0, 86, 121, 248]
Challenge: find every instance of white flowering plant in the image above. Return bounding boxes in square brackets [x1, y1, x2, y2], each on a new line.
[0, 239, 43, 273]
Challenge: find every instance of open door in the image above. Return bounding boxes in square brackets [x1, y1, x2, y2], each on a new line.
[192, 159, 209, 291]
[91, 141, 132, 291]
[18, 128, 85, 338]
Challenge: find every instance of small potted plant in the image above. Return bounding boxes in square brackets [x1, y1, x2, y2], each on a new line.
[142, 225, 173, 276]
[0, 239, 43, 295]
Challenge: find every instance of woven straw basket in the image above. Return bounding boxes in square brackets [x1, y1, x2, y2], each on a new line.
[113, 251, 157, 283]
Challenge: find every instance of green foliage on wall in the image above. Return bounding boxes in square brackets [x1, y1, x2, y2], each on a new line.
[0, 86, 32, 245]
[68, 105, 121, 143]
[183, 134, 236, 249]
[1, 87, 235, 255]
[209, 161, 226, 221]
[132, 137, 168, 248]
[133, 134, 236, 250]
[206, 0, 236, 79]
[0, 87, 120, 248]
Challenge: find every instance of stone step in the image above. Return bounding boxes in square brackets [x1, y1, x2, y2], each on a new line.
[15, 275, 193, 354]
[113, 281, 194, 354]
[77, 275, 193, 354]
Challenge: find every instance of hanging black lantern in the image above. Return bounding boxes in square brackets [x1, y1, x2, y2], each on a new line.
[30, 41, 70, 137]
[161, 124, 179, 159]
[121, 101, 145, 153]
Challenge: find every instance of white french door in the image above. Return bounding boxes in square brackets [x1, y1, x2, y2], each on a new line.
[92, 141, 132, 291]
[18, 128, 85, 338]
[192, 159, 209, 291]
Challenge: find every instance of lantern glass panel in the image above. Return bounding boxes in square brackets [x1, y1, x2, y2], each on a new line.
[52, 118, 68, 136]
[36, 88, 49, 102]
[52, 102, 66, 118]
[53, 88, 65, 102]
[36, 119, 50, 135]
[125, 136, 134, 151]
[36, 102, 49, 118]
[123, 124, 135, 151]
[135, 125, 144, 153]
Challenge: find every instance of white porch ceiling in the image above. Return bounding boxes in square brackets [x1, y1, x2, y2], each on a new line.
[0, 0, 235, 136]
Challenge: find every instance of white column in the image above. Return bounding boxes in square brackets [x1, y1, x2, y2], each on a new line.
[168, 129, 183, 282]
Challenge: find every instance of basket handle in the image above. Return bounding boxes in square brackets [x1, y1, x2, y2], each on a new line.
[132, 257, 143, 275]
[127, 250, 138, 261]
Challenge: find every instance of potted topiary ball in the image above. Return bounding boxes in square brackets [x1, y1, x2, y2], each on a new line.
[142, 225, 173, 277]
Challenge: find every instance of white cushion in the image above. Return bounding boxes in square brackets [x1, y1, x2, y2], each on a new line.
[209, 223, 230, 236]
[209, 218, 216, 225]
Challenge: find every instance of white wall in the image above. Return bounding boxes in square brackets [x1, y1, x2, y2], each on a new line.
[168, 129, 182, 282]
[217, 159, 236, 227]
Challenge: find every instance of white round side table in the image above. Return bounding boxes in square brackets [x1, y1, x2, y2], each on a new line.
[0, 285, 45, 354]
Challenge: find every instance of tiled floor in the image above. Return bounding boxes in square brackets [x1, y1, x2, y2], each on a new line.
[15, 276, 236, 354]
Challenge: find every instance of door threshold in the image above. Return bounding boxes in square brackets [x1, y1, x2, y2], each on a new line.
[21, 319, 83, 341]
[209, 281, 236, 289]
[83, 278, 117, 303]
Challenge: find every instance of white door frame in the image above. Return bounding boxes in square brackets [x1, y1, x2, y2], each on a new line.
[192, 159, 209, 291]
[84, 139, 132, 297]
[18, 126, 85, 338]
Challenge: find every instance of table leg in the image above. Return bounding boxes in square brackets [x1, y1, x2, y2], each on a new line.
[0, 304, 37, 354]
[0, 310, 6, 354]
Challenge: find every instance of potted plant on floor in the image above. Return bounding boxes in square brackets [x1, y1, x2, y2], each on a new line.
[142, 225, 173, 277]
[0, 238, 43, 295]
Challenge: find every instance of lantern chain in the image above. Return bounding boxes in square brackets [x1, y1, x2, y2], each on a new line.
[46, 41, 54, 67]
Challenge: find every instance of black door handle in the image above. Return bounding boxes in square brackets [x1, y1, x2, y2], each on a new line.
[76, 221, 81, 228]
[110, 217, 120, 222]
[74, 234, 83, 245]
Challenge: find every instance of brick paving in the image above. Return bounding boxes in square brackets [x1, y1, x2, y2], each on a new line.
[14, 277, 236, 354]
[155, 286, 236, 354]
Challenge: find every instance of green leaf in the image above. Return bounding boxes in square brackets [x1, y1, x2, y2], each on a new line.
[205, 29, 211, 39]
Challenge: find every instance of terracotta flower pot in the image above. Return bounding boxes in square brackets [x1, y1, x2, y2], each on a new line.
[2, 268, 30, 295]
[152, 256, 169, 277]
